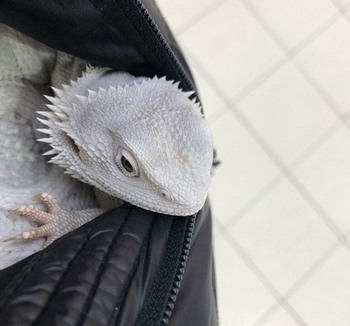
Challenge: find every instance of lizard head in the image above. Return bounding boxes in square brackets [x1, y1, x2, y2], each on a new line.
[37, 68, 213, 216]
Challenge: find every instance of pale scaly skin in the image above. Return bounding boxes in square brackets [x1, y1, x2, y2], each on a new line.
[7, 193, 103, 247]
[8, 66, 213, 246]
[0, 25, 98, 268]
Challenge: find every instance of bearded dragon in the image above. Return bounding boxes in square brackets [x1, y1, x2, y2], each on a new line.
[5, 61, 213, 248]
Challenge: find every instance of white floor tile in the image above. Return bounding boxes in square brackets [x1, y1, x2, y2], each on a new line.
[189, 62, 226, 120]
[214, 236, 276, 326]
[155, 0, 220, 32]
[258, 308, 299, 326]
[209, 111, 280, 224]
[177, 0, 284, 99]
[154, 1, 350, 325]
[238, 62, 338, 165]
[297, 18, 350, 114]
[250, 0, 337, 48]
[230, 179, 336, 294]
[333, 0, 350, 8]
[294, 126, 350, 231]
[289, 246, 350, 325]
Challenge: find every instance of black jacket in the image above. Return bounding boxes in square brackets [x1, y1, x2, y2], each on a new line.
[0, 1, 218, 325]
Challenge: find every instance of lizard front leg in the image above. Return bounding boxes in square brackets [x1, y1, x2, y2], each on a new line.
[6, 193, 105, 247]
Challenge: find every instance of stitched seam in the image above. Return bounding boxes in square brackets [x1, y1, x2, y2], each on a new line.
[0, 252, 44, 314]
[109, 214, 156, 325]
[76, 206, 132, 326]
[33, 213, 107, 324]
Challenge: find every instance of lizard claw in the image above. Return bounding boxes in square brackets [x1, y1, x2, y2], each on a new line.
[8, 204, 49, 224]
[6, 193, 104, 248]
[5, 226, 51, 242]
[32, 192, 60, 212]
[6, 193, 69, 247]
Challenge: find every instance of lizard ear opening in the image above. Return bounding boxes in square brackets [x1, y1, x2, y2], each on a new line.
[62, 133, 80, 157]
[116, 148, 140, 177]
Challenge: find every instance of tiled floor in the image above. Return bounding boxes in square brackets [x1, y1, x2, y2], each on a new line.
[156, 1, 350, 325]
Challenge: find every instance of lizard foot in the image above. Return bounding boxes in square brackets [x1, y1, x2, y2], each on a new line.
[6, 193, 104, 247]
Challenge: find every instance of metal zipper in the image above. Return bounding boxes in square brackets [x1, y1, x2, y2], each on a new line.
[114, 1, 199, 323]
[132, 0, 196, 93]
[160, 215, 196, 325]
[127, 2, 199, 322]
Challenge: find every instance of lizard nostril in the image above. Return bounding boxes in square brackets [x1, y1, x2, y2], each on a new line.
[159, 189, 171, 200]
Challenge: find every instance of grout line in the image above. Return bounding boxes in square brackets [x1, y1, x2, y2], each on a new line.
[186, 2, 350, 324]
[253, 229, 350, 325]
[193, 0, 350, 254]
[222, 173, 284, 228]
[228, 1, 350, 247]
[194, 0, 350, 249]
[207, 105, 230, 126]
[181, 46, 231, 102]
[215, 219, 308, 326]
[239, 0, 350, 118]
[232, 1, 345, 104]
[338, 3, 350, 27]
[175, 0, 229, 36]
[222, 109, 350, 229]
[242, 0, 347, 53]
[226, 104, 348, 246]
[182, 5, 347, 124]
[228, 56, 288, 105]
[288, 110, 350, 169]
[330, 0, 350, 12]
[238, 0, 289, 49]
[240, 0, 350, 135]
[291, 57, 350, 120]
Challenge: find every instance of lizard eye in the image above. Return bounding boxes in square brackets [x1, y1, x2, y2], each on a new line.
[116, 148, 139, 177]
[121, 155, 133, 173]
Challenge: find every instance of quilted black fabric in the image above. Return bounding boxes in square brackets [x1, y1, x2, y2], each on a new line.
[0, 0, 218, 325]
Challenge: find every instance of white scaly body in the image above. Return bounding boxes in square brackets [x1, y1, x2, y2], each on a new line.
[40, 67, 213, 215]
[0, 25, 97, 269]
[0, 25, 213, 269]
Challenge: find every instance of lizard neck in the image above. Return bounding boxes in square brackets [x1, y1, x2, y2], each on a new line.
[94, 188, 124, 210]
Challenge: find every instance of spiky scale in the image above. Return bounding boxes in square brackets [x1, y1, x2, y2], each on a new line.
[98, 87, 107, 94]
[36, 111, 55, 119]
[173, 81, 181, 88]
[53, 121, 66, 129]
[37, 128, 52, 135]
[46, 104, 64, 113]
[43, 149, 58, 156]
[75, 94, 87, 104]
[57, 105, 71, 115]
[183, 91, 195, 98]
[37, 137, 53, 144]
[36, 117, 51, 126]
[54, 112, 67, 120]
[51, 86, 64, 97]
[44, 95, 60, 105]
[87, 89, 97, 97]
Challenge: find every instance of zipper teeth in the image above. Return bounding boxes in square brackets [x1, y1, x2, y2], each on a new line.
[160, 216, 196, 325]
[134, 0, 195, 92]
[132, 1, 198, 323]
